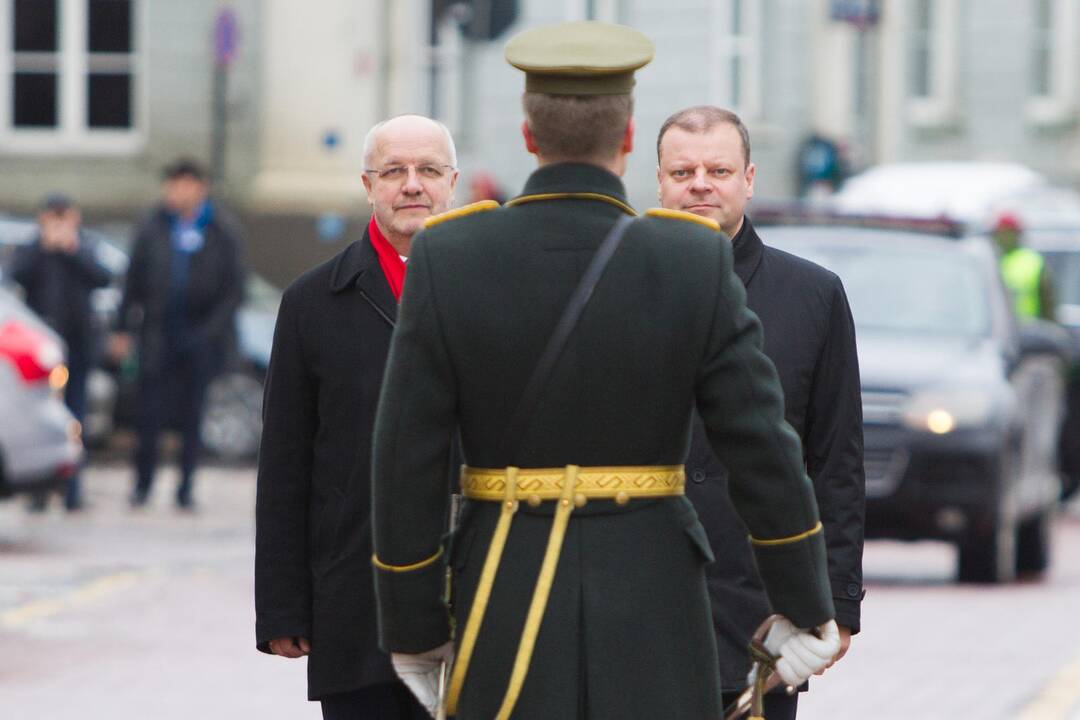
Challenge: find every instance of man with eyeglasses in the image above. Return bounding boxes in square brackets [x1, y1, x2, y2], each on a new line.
[255, 114, 463, 720]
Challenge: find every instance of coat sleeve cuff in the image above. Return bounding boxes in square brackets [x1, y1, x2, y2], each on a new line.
[831, 597, 862, 634]
[374, 555, 451, 654]
[830, 577, 864, 634]
[751, 530, 835, 629]
[256, 613, 313, 654]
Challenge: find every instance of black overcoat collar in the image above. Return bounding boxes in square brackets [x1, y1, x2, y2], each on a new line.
[515, 162, 633, 211]
[329, 226, 397, 326]
[731, 216, 765, 287]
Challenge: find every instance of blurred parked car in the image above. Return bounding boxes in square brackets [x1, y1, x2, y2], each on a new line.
[0, 214, 278, 461]
[829, 161, 1058, 226]
[0, 285, 82, 500]
[831, 163, 1080, 501]
[753, 210, 1068, 583]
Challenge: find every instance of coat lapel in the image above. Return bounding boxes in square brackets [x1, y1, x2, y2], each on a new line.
[330, 228, 397, 327]
[732, 218, 765, 287]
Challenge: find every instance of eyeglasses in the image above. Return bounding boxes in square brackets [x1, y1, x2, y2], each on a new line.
[364, 164, 456, 182]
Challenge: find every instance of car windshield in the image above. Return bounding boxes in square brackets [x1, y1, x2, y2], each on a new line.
[764, 227, 991, 338]
[1042, 251, 1080, 306]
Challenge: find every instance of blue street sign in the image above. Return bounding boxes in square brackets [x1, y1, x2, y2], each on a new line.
[830, 0, 879, 27]
[215, 8, 239, 66]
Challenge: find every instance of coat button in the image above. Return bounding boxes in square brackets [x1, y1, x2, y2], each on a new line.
[691, 469, 706, 484]
[847, 583, 860, 598]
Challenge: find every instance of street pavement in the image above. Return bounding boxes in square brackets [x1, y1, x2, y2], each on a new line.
[1, 462, 1079, 719]
[800, 499, 1080, 720]
[0, 462, 319, 719]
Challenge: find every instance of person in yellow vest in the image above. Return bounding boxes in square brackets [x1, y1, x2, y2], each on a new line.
[993, 213, 1056, 322]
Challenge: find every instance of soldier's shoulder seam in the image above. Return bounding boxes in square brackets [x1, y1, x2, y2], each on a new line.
[644, 208, 721, 231]
[423, 200, 501, 229]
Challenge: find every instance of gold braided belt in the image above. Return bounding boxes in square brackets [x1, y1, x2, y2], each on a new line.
[461, 464, 685, 505]
[445, 464, 684, 719]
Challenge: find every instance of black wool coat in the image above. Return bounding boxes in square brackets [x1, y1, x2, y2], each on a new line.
[255, 233, 398, 699]
[116, 204, 245, 375]
[10, 232, 112, 354]
[371, 164, 836, 719]
[686, 218, 865, 691]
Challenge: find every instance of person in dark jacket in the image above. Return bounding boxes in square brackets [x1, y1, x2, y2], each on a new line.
[372, 24, 840, 720]
[11, 193, 112, 511]
[111, 159, 245, 510]
[658, 106, 865, 719]
[254, 114, 460, 720]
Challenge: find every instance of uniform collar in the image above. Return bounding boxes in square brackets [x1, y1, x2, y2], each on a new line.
[731, 216, 764, 286]
[514, 162, 632, 211]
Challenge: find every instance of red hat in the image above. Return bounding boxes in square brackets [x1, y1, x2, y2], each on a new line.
[993, 213, 1022, 232]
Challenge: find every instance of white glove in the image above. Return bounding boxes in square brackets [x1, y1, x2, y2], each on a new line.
[757, 618, 840, 688]
[391, 641, 454, 718]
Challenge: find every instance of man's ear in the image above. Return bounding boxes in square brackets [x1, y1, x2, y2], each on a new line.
[621, 118, 635, 154]
[361, 172, 374, 202]
[522, 121, 539, 155]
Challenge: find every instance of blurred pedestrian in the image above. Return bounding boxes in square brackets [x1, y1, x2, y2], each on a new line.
[657, 106, 865, 719]
[992, 213, 1056, 321]
[467, 170, 506, 204]
[372, 24, 838, 720]
[795, 132, 848, 199]
[11, 193, 111, 511]
[111, 158, 245, 510]
[255, 114, 459, 720]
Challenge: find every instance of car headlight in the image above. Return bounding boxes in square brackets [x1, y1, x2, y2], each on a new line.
[901, 388, 994, 434]
[49, 364, 69, 391]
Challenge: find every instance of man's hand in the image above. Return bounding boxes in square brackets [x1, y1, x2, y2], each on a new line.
[761, 618, 840, 687]
[822, 625, 852, 671]
[268, 636, 311, 658]
[391, 641, 454, 718]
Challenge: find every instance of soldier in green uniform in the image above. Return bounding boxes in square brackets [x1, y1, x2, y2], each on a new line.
[371, 22, 839, 720]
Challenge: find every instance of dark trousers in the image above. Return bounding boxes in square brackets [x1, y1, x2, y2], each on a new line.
[320, 681, 428, 720]
[62, 348, 89, 508]
[133, 348, 212, 504]
[722, 690, 799, 720]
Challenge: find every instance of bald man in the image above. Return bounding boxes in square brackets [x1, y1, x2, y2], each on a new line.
[255, 115, 460, 719]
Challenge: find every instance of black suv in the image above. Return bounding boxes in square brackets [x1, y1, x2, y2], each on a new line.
[755, 212, 1069, 583]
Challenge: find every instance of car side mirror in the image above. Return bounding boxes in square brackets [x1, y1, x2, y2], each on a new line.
[1018, 319, 1072, 362]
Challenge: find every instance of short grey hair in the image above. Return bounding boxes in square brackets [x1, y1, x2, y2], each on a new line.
[656, 106, 750, 168]
[361, 114, 458, 169]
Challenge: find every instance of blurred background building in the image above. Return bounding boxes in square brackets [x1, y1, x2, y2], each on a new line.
[1, 0, 1079, 281]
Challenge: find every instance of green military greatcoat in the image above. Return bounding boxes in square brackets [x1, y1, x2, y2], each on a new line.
[372, 163, 835, 719]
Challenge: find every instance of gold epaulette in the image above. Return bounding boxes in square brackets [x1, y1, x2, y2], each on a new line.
[645, 207, 721, 231]
[423, 200, 500, 229]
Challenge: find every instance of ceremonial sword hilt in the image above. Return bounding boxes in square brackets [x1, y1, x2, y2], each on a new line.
[722, 614, 796, 720]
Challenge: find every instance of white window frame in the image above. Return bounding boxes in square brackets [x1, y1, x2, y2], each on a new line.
[1026, 0, 1077, 126]
[0, 0, 146, 155]
[906, 0, 960, 128]
[708, 0, 762, 120]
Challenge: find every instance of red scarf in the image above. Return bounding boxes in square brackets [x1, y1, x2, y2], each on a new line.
[367, 216, 407, 301]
